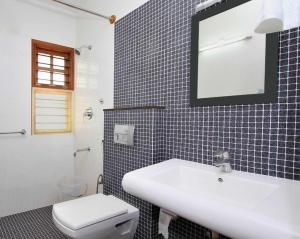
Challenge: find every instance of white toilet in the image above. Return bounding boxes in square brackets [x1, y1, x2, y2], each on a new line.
[52, 194, 139, 239]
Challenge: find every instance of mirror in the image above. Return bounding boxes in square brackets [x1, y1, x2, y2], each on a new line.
[190, 0, 279, 107]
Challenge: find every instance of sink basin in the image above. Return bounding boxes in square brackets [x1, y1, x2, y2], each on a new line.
[122, 159, 300, 239]
[151, 164, 278, 210]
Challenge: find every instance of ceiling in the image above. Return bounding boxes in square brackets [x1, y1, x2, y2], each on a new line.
[21, 0, 150, 21]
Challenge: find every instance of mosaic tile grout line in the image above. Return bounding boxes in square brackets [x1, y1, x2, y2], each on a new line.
[105, 0, 299, 238]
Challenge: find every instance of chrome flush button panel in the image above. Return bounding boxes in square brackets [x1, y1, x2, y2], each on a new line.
[114, 124, 135, 146]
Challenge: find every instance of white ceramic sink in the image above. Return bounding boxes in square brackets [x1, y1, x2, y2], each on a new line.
[122, 159, 300, 239]
[151, 164, 278, 210]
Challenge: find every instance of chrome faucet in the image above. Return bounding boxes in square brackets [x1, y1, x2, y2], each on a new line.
[214, 150, 232, 173]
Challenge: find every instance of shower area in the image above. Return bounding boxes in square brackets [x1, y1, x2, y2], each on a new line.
[0, 0, 115, 218]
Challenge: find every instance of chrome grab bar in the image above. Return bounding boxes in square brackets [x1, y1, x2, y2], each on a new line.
[74, 147, 91, 157]
[0, 129, 26, 135]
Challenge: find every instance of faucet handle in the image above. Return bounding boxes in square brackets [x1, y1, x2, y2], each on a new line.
[214, 150, 230, 162]
[214, 150, 232, 173]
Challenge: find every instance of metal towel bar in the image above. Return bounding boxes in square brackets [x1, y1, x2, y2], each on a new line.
[74, 147, 91, 157]
[0, 129, 26, 135]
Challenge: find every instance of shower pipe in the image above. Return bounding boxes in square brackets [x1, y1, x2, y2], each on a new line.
[51, 0, 117, 24]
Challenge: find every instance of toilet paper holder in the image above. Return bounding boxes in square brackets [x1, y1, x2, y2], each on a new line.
[160, 209, 177, 219]
[159, 209, 177, 239]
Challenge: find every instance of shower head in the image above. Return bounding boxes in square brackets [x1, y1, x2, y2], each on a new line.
[75, 48, 81, 55]
[75, 45, 92, 55]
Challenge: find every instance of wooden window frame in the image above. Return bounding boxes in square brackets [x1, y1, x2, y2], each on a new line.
[32, 39, 75, 90]
[31, 39, 74, 135]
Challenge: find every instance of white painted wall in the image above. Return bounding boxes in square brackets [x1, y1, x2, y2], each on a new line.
[74, 0, 150, 195]
[0, 0, 149, 217]
[0, 0, 77, 217]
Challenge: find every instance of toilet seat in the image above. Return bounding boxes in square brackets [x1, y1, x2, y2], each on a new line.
[52, 194, 139, 239]
[53, 194, 128, 230]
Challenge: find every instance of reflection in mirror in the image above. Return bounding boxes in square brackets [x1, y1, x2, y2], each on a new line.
[198, 0, 265, 99]
[190, 0, 279, 107]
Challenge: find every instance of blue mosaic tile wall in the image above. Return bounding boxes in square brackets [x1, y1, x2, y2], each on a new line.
[103, 109, 165, 239]
[103, 0, 300, 238]
[114, 0, 300, 180]
[104, 108, 215, 238]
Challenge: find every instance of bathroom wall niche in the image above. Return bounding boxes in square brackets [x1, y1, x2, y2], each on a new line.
[190, 0, 279, 107]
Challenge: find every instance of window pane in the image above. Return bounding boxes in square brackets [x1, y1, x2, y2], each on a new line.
[36, 99, 66, 108]
[36, 115, 68, 124]
[36, 123, 67, 130]
[36, 93, 67, 107]
[53, 56, 65, 70]
[36, 107, 66, 116]
[53, 73, 65, 86]
[32, 40, 74, 90]
[36, 93, 66, 101]
[32, 88, 72, 134]
[38, 54, 50, 68]
[37, 71, 51, 84]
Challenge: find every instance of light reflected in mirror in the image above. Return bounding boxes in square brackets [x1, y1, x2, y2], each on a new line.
[197, 0, 266, 99]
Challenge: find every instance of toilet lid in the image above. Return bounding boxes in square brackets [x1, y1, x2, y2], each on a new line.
[53, 194, 129, 230]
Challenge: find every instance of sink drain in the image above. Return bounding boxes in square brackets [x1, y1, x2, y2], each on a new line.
[218, 178, 223, 183]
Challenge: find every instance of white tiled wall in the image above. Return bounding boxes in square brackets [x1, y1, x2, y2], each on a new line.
[0, 0, 76, 217]
[0, 0, 149, 217]
[74, 0, 150, 195]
